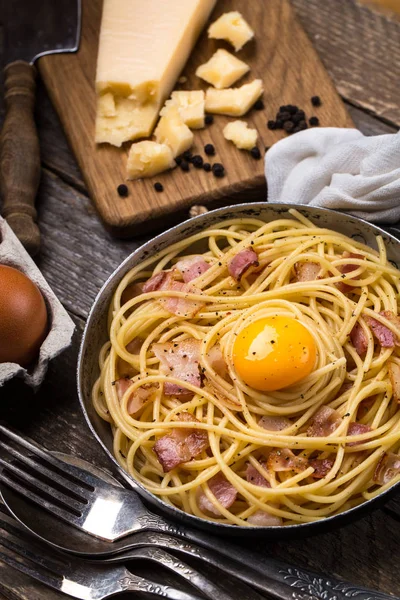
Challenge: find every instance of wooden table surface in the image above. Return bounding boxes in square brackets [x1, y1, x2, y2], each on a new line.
[0, 0, 400, 598]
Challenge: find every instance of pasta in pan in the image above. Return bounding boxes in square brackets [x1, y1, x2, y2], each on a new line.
[92, 210, 400, 526]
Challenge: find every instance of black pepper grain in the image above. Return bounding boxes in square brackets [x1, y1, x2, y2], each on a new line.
[117, 184, 128, 197]
[205, 114, 214, 125]
[283, 120, 294, 133]
[180, 160, 190, 172]
[311, 95, 321, 107]
[204, 143, 215, 156]
[267, 120, 277, 130]
[192, 155, 204, 168]
[175, 156, 182, 165]
[212, 163, 225, 177]
[275, 119, 284, 128]
[309, 116, 320, 126]
[183, 150, 193, 160]
[277, 110, 291, 122]
[203, 162, 211, 172]
[154, 182, 163, 192]
[250, 146, 261, 159]
[253, 99, 264, 110]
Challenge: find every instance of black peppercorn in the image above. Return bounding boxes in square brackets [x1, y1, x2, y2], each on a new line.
[192, 155, 204, 168]
[250, 146, 261, 159]
[203, 162, 211, 172]
[212, 163, 225, 177]
[180, 160, 190, 172]
[205, 114, 214, 125]
[204, 143, 215, 156]
[154, 182, 163, 192]
[311, 95, 321, 107]
[117, 184, 128, 197]
[283, 120, 294, 132]
[309, 116, 320, 126]
[267, 120, 276, 130]
[253, 99, 264, 110]
[275, 119, 284, 129]
[277, 111, 291, 122]
[175, 156, 182, 165]
[183, 150, 193, 160]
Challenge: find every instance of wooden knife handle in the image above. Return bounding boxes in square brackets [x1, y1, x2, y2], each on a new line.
[0, 60, 41, 256]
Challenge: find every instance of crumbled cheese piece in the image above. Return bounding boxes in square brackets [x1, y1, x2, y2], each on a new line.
[205, 80, 263, 116]
[196, 49, 250, 89]
[127, 141, 175, 179]
[223, 120, 258, 150]
[95, 100, 157, 147]
[98, 93, 116, 117]
[208, 11, 254, 52]
[161, 91, 205, 129]
[155, 106, 193, 157]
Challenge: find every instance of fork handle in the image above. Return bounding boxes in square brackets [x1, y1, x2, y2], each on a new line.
[119, 573, 205, 600]
[141, 517, 395, 600]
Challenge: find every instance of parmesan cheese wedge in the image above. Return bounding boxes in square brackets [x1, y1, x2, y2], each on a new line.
[196, 49, 250, 89]
[205, 80, 263, 116]
[95, 0, 216, 146]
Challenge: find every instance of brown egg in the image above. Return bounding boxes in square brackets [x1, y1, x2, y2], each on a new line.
[0, 265, 48, 367]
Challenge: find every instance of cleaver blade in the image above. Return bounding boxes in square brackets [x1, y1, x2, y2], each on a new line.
[3, 0, 81, 65]
[0, 0, 81, 256]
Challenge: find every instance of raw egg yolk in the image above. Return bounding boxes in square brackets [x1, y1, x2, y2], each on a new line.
[233, 316, 316, 392]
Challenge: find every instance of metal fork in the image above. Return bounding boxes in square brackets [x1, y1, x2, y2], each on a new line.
[0, 506, 207, 600]
[0, 424, 396, 600]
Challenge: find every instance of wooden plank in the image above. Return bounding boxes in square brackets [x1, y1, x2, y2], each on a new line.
[292, 0, 400, 126]
[38, 0, 352, 237]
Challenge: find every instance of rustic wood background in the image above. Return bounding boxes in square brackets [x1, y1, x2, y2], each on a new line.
[0, 0, 399, 598]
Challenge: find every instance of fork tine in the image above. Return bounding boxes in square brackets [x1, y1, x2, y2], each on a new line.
[0, 439, 91, 501]
[0, 424, 98, 489]
[0, 468, 83, 526]
[0, 454, 86, 514]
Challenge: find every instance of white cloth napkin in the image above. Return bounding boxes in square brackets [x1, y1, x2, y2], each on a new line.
[265, 127, 400, 224]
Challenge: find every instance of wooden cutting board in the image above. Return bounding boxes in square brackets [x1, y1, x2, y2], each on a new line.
[39, 0, 353, 237]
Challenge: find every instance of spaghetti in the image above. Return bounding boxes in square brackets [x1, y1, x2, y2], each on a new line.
[92, 210, 400, 526]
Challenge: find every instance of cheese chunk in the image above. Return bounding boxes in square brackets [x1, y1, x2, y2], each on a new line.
[223, 120, 258, 150]
[155, 106, 193, 157]
[205, 80, 263, 116]
[196, 49, 249, 89]
[208, 11, 254, 52]
[96, 0, 216, 145]
[96, 100, 157, 147]
[161, 91, 205, 129]
[98, 93, 116, 117]
[127, 141, 175, 179]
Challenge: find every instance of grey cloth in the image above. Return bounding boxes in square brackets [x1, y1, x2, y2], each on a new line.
[265, 127, 400, 224]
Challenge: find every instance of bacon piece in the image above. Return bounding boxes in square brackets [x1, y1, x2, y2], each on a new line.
[153, 339, 201, 396]
[142, 270, 171, 293]
[258, 415, 291, 431]
[228, 249, 259, 281]
[160, 281, 205, 317]
[389, 361, 400, 402]
[247, 510, 283, 527]
[294, 261, 321, 282]
[307, 406, 342, 437]
[373, 452, 400, 485]
[246, 462, 270, 487]
[267, 448, 308, 473]
[197, 473, 237, 516]
[350, 322, 368, 357]
[115, 378, 157, 417]
[380, 311, 400, 345]
[346, 422, 372, 447]
[309, 457, 334, 479]
[121, 282, 144, 305]
[175, 256, 210, 283]
[126, 337, 143, 354]
[365, 315, 396, 348]
[154, 412, 209, 472]
[206, 345, 229, 380]
[336, 252, 364, 293]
